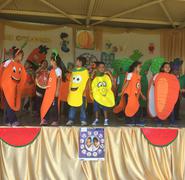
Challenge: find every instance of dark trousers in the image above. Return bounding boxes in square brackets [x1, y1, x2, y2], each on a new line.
[174, 96, 180, 120]
[44, 98, 59, 122]
[35, 96, 43, 114]
[4, 99, 17, 124]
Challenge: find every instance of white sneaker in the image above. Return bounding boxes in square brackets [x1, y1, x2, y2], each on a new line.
[5, 123, 11, 126]
[51, 121, 59, 126]
[12, 121, 20, 127]
[92, 119, 99, 126]
[66, 120, 74, 126]
[81, 121, 87, 126]
[40, 119, 48, 126]
[104, 119, 109, 126]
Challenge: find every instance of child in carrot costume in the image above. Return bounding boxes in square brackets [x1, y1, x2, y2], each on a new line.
[40, 49, 67, 126]
[1, 48, 26, 126]
[114, 61, 146, 126]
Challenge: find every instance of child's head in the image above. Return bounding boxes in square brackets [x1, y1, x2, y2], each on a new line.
[76, 56, 86, 67]
[96, 62, 105, 73]
[129, 61, 142, 73]
[50, 50, 67, 81]
[93, 137, 99, 147]
[160, 62, 171, 73]
[13, 47, 24, 62]
[86, 137, 91, 147]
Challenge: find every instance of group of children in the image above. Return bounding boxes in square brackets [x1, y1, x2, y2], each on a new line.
[0, 47, 185, 127]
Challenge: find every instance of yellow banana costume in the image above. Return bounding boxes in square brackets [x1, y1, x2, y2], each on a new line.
[91, 74, 115, 107]
[67, 67, 89, 107]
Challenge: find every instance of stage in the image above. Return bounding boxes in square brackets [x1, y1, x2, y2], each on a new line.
[0, 126, 184, 180]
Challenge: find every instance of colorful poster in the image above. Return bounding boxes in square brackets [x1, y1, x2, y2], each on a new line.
[79, 128, 105, 160]
[76, 30, 94, 49]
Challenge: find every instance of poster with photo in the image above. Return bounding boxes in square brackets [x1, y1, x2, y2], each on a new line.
[79, 128, 105, 160]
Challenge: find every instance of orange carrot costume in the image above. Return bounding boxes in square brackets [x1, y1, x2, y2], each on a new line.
[58, 72, 71, 102]
[148, 73, 180, 120]
[1, 61, 26, 111]
[40, 69, 58, 120]
[114, 73, 141, 117]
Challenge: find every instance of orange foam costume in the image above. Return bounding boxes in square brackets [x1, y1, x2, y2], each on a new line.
[148, 73, 180, 120]
[1, 61, 26, 111]
[58, 72, 71, 102]
[40, 69, 58, 120]
[114, 73, 141, 117]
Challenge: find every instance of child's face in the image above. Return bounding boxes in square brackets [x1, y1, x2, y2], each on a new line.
[15, 53, 24, 62]
[136, 64, 141, 73]
[76, 59, 82, 67]
[163, 64, 171, 73]
[50, 59, 56, 68]
[86, 138, 91, 147]
[97, 64, 105, 73]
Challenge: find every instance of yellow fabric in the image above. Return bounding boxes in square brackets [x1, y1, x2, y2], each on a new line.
[91, 75, 115, 107]
[67, 68, 89, 107]
[0, 127, 184, 180]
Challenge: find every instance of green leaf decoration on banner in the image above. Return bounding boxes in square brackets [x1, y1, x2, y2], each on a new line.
[150, 57, 165, 75]
[129, 49, 143, 61]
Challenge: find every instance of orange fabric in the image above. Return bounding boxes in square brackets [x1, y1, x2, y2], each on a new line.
[155, 73, 180, 120]
[113, 94, 126, 113]
[40, 69, 57, 120]
[125, 73, 141, 117]
[114, 73, 141, 117]
[58, 73, 70, 102]
[86, 80, 93, 103]
[22, 74, 36, 97]
[1, 61, 26, 111]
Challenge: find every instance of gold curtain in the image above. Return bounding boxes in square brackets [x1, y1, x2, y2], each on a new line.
[160, 29, 185, 73]
[0, 127, 184, 180]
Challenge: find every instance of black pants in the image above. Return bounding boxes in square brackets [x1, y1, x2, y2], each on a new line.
[44, 98, 59, 122]
[4, 98, 17, 124]
[174, 96, 180, 120]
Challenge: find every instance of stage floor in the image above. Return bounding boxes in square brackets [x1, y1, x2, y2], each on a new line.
[0, 99, 185, 127]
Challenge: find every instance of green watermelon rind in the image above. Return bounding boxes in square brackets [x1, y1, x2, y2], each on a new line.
[0, 128, 41, 148]
[141, 128, 178, 147]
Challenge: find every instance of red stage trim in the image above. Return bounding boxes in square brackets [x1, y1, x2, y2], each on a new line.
[141, 128, 178, 147]
[0, 127, 41, 147]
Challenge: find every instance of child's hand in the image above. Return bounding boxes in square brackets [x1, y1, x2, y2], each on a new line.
[118, 92, 122, 97]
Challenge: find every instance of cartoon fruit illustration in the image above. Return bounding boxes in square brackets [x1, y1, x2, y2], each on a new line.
[27, 45, 49, 66]
[77, 31, 94, 49]
[141, 128, 178, 146]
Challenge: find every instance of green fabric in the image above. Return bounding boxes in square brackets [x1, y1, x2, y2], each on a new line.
[73, 67, 86, 72]
[180, 75, 185, 89]
[150, 57, 165, 75]
[96, 71, 104, 77]
[140, 74, 148, 107]
[140, 59, 152, 75]
[129, 49, 143, 61]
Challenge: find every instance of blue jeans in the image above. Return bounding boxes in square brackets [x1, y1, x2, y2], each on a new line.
[68, 97, 86, 122]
